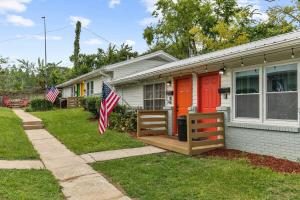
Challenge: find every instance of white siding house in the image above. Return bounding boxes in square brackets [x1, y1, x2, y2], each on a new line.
[110, 30, 300, 161]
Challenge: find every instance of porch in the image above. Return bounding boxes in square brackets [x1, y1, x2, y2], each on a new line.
[137, 110, 225, 155]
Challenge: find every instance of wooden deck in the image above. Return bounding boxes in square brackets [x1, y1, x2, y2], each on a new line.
[139, 135, 224, 155]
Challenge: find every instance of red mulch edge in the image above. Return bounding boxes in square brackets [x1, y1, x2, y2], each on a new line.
[202, 149, 300, 174]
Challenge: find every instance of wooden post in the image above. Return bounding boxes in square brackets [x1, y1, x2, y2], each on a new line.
[187, 113, 192, 155]
[137, 110, 141, 137]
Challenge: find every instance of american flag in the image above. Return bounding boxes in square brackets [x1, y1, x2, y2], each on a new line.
[99, 82, 120, 134]
[45, 87, 59, 103]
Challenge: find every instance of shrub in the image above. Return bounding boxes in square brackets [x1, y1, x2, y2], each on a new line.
[29, 98, 53, 112]
[108, 105, 137, 132]
[84, 96, 101, 117]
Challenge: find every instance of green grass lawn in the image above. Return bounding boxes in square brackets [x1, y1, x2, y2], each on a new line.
[32, 108, 144, 155]
[0, 108, 38, 160]
[0, 169, 64, 200]
[92, 153, 300, 200]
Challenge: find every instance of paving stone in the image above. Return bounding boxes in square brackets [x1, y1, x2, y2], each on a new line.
[43, 156, 86, 170]
[13, 109, 42, 123]
[51, 163, 97, 181]
[87, 146, 166, 162]
[0, 160, 44, 169]
[62, 174, 123, 200]
[80, 154, 96, 163]
[25, 129, 54, 140]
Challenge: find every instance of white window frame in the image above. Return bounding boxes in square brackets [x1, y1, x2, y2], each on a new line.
[232, 66, 263, 123]
[143, 82, 166, 110]
[263, 61, 300, 126]
[86, 81, 94, 97]
[232, 59, 300, 127]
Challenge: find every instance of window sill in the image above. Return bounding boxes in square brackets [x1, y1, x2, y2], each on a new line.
[227, 122, 299, 133]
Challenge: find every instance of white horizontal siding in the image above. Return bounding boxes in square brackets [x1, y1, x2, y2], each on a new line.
[116, 84, 143, 108]
[113, 59, 169, 80]
[62, 87, 72, 98]
[220, 69, 232, 107]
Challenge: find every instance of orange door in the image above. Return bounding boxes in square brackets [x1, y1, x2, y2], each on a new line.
[198, 73, 221, 139]
[174, 77, 192, 134]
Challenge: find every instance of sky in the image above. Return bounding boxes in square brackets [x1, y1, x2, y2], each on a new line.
[0, 0, 293, 67]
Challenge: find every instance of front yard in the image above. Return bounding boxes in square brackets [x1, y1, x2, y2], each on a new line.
[0, 108, 38, 160]
[92, 152, 300, 200]
[32, 108, 144, 154]
[0, 169, 64, 200]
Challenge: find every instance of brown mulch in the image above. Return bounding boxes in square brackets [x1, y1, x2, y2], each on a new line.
[202, 149, 300, 174]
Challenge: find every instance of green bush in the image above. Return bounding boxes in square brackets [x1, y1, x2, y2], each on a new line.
[108, 105, 137, 132]
[84, 96, 101, 117]
[28, 98, 53, 112]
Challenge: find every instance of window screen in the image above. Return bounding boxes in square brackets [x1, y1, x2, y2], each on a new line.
[143, 83, 165, 110]
[266, 64, 298, 120]
[87, 82, 90, 96]
[235, 69, 260, 118]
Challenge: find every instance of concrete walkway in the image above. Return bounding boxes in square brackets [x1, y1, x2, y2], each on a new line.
[0, 160, 44, 169]
[13, 109, 131, 200]
[81, 146, 166, 163]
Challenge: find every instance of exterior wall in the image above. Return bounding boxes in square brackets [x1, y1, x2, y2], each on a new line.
[116, 84, 144, 108]
[218, 59, 300, 161]
[113, 59, 170, 80]
[62, 87, 72, 98]
[84, 76, 111, 96]
[224, 125, 300, 161]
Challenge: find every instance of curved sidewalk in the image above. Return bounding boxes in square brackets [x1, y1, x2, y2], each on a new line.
[13, 109, 130, 200]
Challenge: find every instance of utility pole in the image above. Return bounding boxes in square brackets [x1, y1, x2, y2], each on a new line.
[41, 16, 48, 88]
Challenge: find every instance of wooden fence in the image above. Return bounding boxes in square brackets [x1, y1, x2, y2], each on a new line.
[137, 110, 168, 137]
[67, 97, 84, 108]
[187, 112, 225, 155]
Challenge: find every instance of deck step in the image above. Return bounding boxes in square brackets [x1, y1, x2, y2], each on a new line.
[23, 124, 44, 130]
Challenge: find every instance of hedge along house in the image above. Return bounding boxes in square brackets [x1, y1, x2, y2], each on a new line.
[111, 30, 300, 161]
[56, 51, 178, 100]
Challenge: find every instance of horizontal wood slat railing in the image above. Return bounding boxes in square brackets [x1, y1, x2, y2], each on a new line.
[187, 112, 225, 155]
[67, 97, 84, 108]
[137, 110, 168, 137]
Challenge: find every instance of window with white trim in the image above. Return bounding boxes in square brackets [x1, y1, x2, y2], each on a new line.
[266, 64, 298, 120]
[86, 81, 94, 96]
[143, 83, 165, 110]
[234, 63, 298, 123]
[235, 69, 260, 118]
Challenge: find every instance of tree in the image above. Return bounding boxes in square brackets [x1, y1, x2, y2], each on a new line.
[70, 21, 82, 75]
[143, 0, 254, 58]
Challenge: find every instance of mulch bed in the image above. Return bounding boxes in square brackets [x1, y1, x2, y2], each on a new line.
[202, 149, 300, 174]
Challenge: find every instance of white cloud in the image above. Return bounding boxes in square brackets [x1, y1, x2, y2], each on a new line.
[16, 34, 62, 40]
[124, 39, 135, 47]
[109, 0, 120, 8]
[0, 0, 31, 13]
[84, 38, 102, 45]
[237, 0, 268, 21]
[140, 0, 157, 13]
[6, 14, 34, 26]
[69, 16, 91, 28]
[139, 16, 158, 27]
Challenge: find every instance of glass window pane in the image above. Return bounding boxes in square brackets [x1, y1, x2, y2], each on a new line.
[87, 83, 90, 96]
[144, 85, 153, 99]
[266, 64, 297, 92]
[235, 94, 259, 118]
[144, 100, 153, 110]
[267, 92, 297, 120]
[236, 69, 259, 94]
[155, 83, 165, 98]
[154, 99, 165, 110]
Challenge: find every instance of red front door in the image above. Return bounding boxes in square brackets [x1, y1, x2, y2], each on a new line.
[198, 73, 221, 139]
[174, 77, 192, 134]
[198, 73, 220, 113]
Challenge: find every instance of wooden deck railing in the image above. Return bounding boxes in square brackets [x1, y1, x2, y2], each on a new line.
[137, 110, 168, 137]
[67, 97, 84, 108]
[187, 112, 225, 155]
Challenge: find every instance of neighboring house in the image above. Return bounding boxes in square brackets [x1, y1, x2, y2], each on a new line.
[56, 51, 178, 99]
[110, 30, 300, 161]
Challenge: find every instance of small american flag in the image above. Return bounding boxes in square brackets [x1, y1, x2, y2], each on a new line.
[45, 87, 59, 103]
[99, 82, 120, 134]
